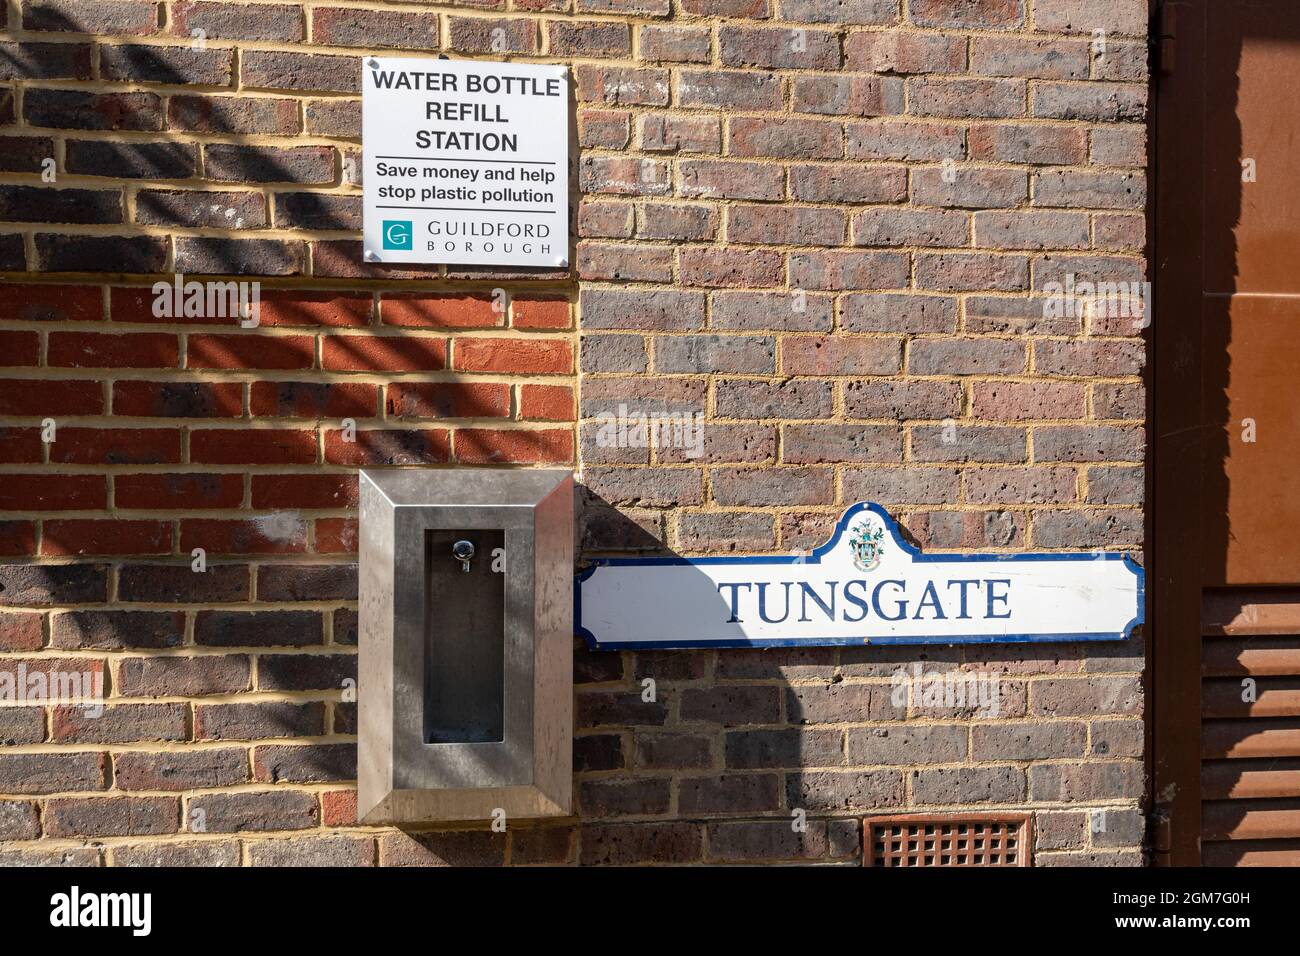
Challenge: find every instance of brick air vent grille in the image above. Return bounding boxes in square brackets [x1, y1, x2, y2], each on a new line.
[865, 814, 1032, 867]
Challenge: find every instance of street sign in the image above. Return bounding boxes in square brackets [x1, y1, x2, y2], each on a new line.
[362, 56, 569, 269]
[576, 502, 1144, 649]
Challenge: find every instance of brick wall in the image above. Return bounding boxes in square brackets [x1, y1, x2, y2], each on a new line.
[0, 0, 1147, 865]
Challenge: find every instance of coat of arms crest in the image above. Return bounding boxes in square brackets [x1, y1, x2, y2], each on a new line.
[848, 520, 885, 572]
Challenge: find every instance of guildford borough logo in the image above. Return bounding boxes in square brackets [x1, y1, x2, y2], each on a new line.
[382, 219, 413, 250]
[848, 520, 885, 573]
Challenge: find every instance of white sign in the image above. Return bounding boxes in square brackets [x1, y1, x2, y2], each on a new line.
[362, 56, 569, 269]
[576, 503, 1144, 649]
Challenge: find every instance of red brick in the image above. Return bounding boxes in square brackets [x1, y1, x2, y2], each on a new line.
[323, 428, 449, 465]
[915, 252, 1029, 291]
[781, 336, 901, 375]
[110, 285, 237, 325]
[50, 427, 181, 464]
[580, 822, 703, 865]
[180, 518, 309, 554]
[195, 701, 325, 740]
[48, 332, 178, 368]
[0, 427, 41, 462]
[169, 94, 299, 134]
[679, 160, 784, 201]
[386, 382, 510, 419]
[729, 116, 841, 159]
[639, 113, 722, 152]
[511, 298, 570, 329]
[578, 242, 673, 281]
[574, 64, 670, 106]
[791, 75, 903, 118]
[972, 381, 1086, 420]
[578, 200, 634, 239]
[679, 248, 784, 288]
[728, 205, 846, 246]
[52, 703, 187, 744]
[321, 335, 446, 372]
[455, 428, 573, 464]
[203, 144, 332, 183]
[43, 796, 179, 838]
[1034, 339, 1143, 377]
[191, 429, 317, 464]
[0, 475, 106, 511]
[0, 379, 103, 416]
[116, 563, 249, 603]
[580, 109, 632, 149]
[910, 0, 1022, 29]
[0, 331, 39, 366]
[909, 77, 1026, 119]
[677, 69, 777, 110]
[257, 290, 370, 327]
[638, 23, 711, 62]
[789, 250, 910, 290]
[720, 24, 841, 70]
[41, 519, 171, 556]
[447, 16, 538, 54]
[0, 611, 44, 650]
[113, 748, 249, 788]
[321, 789, 357, 827]
[251, 474, 357, 509]
[169, 1, 302, 41]
[112, 381, 242, 417]
[116, 473, 244, 509]
[0, 752, 107, 795]
[249, 381, 376, 418]
[519, 385, 574, 421]
[454, 338, 573, 374]
[580, 155, 671, 197]
[185, 789, 319, 832]
[311, 6, 435, 49]
[311, 240, 443, 280]
[379, 293, 498, 328]
[315, 518, 357, 553]
[188, 334, 314, 370]
[969, 122, 1087, 165]
[845, 31, 967, 74]
[640, 203, 717, 241]
[379, 829, 505, 866]
[0, 284, 102, 323]
[0, 522, 36, 556]
[0, 564, 109, 605]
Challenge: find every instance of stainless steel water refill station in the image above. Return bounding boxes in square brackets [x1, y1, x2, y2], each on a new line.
[357, 469, 573, 824]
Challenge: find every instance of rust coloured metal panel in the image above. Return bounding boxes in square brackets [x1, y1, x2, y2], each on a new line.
[863, 814, 1032, 868]
[1203, 298, 1300, 584]
[1154, 0, 1300, 865]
